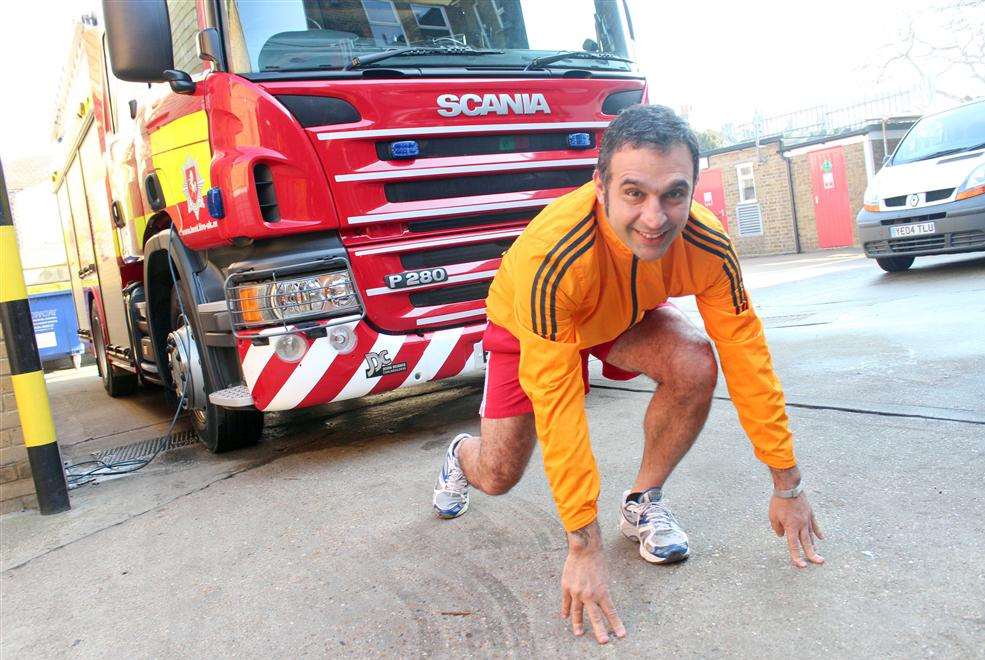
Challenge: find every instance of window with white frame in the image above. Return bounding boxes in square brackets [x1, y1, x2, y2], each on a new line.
[411, 3, 453, 41]
[736, 162, 757, 203]
[361, 0, 407, 46]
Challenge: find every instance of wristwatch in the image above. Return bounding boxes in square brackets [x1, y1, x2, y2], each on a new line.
[773, 481, 803, 499]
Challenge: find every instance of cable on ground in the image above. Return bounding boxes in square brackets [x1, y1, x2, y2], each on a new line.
[63, 226, 193, 488]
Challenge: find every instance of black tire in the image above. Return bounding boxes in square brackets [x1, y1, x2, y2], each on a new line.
[90, 306, 138, 397]
[876, 256, 915, 272]
[168, 283, 263, 453]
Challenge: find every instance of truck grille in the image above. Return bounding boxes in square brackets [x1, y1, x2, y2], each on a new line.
[377, 131, 595, 160]
[328, 136, 602, 331]
[400, 239, 514, 270]
[311, 111, 617, 332]
[384, 167, 593, 203]
[407, 209, 534, 233]
[410, 281, 491, 307]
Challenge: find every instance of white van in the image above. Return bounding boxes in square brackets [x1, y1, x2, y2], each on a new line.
[857, 98, 985, 272]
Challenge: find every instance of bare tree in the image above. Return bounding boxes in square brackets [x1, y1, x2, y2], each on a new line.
[876, 0, 984, 102]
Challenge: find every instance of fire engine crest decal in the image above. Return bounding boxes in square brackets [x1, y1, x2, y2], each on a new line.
[182, 156, 206, 215]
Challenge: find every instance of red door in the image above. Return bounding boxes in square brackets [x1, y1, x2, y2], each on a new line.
[809, 147, 853, 248]
[694, 168, 728, 232]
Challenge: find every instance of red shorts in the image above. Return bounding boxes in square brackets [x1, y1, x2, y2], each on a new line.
[479, 305, 669, 419]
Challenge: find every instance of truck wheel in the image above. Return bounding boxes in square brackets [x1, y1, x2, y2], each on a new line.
[876, 256, 915, 272]
[90, 306, 137, 397]
[167, 284, 263, 453]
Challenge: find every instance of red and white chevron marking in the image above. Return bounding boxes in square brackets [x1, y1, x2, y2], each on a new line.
[238, 321, 486, 412]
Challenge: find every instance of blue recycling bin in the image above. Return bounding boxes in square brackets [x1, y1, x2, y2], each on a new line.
[27, 289, 84, 365]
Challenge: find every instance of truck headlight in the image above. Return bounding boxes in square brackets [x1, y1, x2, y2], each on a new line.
[268, 272, 357, 319]
[230, 269, 360, 329]
[956, 163, 985, 201]
[862, 186, 880, 212]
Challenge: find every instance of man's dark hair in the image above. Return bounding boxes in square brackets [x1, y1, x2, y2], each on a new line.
[597, 104, 700, 186]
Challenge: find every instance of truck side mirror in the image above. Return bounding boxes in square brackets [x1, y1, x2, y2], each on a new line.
[197, 28, 225, 69]
[102, 0, 174, 82]
[163, 70, 196, 95]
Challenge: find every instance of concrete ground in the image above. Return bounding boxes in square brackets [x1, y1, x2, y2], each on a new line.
[2, 249, 983, 658]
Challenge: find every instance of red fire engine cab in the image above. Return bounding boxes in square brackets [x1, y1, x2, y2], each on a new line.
[54, 0, 645, 452]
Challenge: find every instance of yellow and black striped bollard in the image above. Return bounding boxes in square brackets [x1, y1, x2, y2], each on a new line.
[0, 159, 70, 514]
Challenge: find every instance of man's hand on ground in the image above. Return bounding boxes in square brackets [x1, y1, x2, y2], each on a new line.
[769, 466, 825, 568]
[561, 520, 626, 644]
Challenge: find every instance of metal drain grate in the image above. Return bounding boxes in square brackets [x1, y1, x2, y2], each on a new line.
[92, 429, 199, 464]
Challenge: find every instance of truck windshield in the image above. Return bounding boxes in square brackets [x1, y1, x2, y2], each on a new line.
[892, 101, 985, 166]
[222, 0, 635, 74]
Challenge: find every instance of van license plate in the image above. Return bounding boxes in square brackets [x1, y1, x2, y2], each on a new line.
[890, 222, 935, 238]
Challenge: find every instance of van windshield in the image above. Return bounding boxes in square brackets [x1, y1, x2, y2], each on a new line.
[222, 0, 635, 74]
[892, 101, 985, 166]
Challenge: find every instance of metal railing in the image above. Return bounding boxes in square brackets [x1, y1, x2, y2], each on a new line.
[721, 88, 928, 146]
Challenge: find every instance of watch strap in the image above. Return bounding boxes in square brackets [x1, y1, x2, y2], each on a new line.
[773, 481, 803, 499]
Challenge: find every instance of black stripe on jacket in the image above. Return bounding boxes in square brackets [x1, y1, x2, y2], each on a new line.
[528, 210, 594, 337]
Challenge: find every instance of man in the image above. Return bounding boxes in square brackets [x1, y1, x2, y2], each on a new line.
[431, 105, 824, 644]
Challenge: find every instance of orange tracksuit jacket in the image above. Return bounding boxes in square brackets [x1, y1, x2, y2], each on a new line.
[485, 182, 795, 532]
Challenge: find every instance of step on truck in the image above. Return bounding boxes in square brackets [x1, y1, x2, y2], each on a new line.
[52, 0, 646, 451]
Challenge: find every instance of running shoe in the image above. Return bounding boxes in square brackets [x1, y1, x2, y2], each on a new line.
[619, 487, 690, 563]
[433, 433, 471, 519]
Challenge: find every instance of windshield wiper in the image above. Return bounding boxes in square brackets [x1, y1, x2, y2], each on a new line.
[525, 50, 633, 71]
[902, 142, 985, 164]
[345, 46, 504, 70]
[932, 142, 985, 159]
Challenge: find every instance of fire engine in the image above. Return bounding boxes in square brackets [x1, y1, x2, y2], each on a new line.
[52, 0, 645, 452]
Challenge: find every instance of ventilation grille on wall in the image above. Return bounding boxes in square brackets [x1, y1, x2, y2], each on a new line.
[736, 203, 764, 237]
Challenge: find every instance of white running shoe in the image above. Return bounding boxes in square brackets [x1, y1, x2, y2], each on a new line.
[619, 487, 690, 564]
[432, 434, 471, 519]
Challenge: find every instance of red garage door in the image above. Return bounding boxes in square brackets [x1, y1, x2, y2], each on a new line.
[809, 146, 854, 248]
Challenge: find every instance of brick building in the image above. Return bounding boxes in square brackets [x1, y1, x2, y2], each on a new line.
[697, 118, 918, 257]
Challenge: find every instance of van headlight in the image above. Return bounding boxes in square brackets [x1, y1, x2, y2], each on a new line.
[863, 185, 880, 212]
[230, 269, 360, 329]
[956, 163, 985, 201]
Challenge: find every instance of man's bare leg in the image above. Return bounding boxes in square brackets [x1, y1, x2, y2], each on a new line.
[602, 305, 718, 492]
[458, 414, 537, 495]
[442, 305, 713, 514]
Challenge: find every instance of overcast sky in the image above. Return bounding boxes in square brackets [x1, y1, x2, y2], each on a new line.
[0, 0, 981, 163]
[628, 0, 984, 130]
